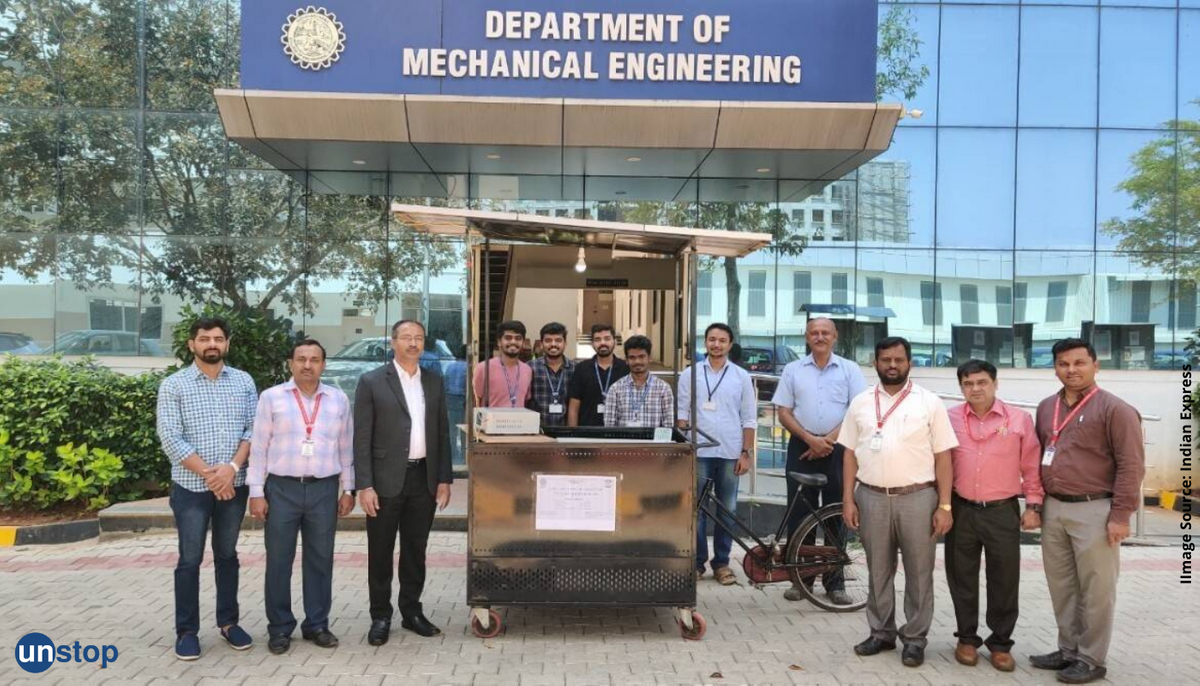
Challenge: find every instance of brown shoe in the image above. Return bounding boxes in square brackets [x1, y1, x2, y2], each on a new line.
[955, 643, 979, 666]
[989, 651, 1016, 672]
[713, 566, 737, 585]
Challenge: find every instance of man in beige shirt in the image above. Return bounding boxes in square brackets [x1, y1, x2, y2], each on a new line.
[840, 337, 957, 669]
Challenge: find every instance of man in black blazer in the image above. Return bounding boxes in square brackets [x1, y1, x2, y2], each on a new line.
[354, 320, 453, 645]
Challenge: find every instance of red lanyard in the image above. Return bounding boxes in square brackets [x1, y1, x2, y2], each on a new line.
[963, 402, 1007, 443]
[874, 381, 913, 431]
[292, 388, 323, 440]
[1050, 387, 1099, 447]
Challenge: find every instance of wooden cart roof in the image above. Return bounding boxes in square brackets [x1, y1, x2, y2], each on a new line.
[392, 203, 772, 258]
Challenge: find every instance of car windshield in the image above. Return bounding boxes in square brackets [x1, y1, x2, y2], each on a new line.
[42, 331, 92, 353]
[332, 339, 390, 360]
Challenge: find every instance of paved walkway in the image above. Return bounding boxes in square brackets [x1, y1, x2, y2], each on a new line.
[0, 531, 1192, 684]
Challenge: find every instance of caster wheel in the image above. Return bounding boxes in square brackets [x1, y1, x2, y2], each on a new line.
[678, 611, 706, 640]
[470, 609, 503, 638]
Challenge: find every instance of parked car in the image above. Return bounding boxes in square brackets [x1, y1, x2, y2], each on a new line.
[323, 336, 455, 397]
[39, 330, 165, 356]
[0, 332, 42, 355]
[730, 344, 800, 400]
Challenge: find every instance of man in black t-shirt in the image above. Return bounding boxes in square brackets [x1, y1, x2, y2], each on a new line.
[567, 323, 629, 427]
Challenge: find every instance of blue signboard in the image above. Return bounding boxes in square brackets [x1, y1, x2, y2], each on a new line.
[242, 0, 878, 103]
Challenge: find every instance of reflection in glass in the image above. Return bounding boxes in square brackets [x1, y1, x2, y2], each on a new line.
[59, 111, 139, 235]
[1019, 7, 1098, 128]
[855, 248, 933, 366]
[0, 234, 56, 353]
[877, 4, 937, 126]
[1099, 8, 1176, 129]
[1095, 252, 1176, 370]
[55, 0, 140, 108]
[1182, 12, 1200, 122]
[938, 6, 1019, 127]
[55, 236, 150, 355]
[1016, 251, 1095, 367]
[865, 128, 934, 246]
[1016, 130, 1096, 250]
[145, 0, 235, 112]
[1098, 130, 1176, 251]
[935, 251, 1014, 368]
[0, 109, 60, 233]
[937, 129, 1016, 249]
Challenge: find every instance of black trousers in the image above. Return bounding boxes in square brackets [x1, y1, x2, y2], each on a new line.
[263, 475, 338, 637]
[366, 461, 437, 621]
[785, 436, 845, 591]
[944, 494, 1021, 653]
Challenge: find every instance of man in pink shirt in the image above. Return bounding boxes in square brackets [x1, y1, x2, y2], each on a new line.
[945, 359, 1044, 673]
[473, 320, 533, 409]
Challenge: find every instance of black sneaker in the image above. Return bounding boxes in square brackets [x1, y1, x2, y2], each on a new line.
[267, 635, 290, 655]
[1057, 660, 1107, 684]
[302, 629, 339, 649]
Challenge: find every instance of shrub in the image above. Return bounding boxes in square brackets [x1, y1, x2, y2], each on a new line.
[170, 302, 294, 391]
[0, 356, 167, 509]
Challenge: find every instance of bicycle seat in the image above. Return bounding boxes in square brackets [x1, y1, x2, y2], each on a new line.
[787, 471, 828, 488]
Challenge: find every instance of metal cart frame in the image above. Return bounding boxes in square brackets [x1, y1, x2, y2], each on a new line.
[392, 204, 771, 639]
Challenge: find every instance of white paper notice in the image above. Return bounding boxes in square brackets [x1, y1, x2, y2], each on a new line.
[535, 474, 618, 532]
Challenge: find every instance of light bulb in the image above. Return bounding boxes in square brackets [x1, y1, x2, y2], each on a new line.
[574, 247, 587, 273]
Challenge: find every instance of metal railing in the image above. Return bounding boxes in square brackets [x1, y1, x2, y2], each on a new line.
[743, 373, 1162, 538]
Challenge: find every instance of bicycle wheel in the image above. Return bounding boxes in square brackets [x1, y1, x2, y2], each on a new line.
[785, 503, 868, 613]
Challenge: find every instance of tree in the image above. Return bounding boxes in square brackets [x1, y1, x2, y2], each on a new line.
[876, 4, 932, 103]
[1100, 118, 1199, 279]
[0, 0, 454, 321]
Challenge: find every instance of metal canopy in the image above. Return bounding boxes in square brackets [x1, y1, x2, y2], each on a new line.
[392, 203, 771, 258]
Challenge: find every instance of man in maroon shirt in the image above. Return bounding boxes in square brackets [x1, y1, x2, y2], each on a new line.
[1029, 338, 1144, 685]
[945, 359, 1043, 673]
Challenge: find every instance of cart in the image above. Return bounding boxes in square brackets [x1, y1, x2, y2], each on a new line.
[392, 203, 771, 640]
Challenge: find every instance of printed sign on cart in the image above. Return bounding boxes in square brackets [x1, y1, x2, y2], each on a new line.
[534, 474, 618, 532]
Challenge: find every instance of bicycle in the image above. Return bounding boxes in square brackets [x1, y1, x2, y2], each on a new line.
[696, 471, 868, 613]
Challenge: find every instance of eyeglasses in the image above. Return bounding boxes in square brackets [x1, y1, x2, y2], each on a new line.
[394, 335, 425, 344]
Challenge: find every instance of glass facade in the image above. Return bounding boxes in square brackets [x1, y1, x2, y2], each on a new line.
[1, 0, 1194, 381]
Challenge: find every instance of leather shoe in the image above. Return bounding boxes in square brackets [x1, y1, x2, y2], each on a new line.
[853, 636, 896, 656]
[302, 628, 339, 649]
[989, 651, 1016, 672]
[1057, 660, 1107, 684]
[954, 642, 978, 666]
[401, 613, 442, 637]
[267, 634, 290, 655]
[1030, 650, 1074, 671]
[367, 619, 390, 646]
[901, 644, 925, 667]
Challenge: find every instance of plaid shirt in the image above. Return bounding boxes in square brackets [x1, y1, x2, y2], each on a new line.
[603, 374, 674, 429]
[247, 379, 355, 498]
[156, 363, 257, 493]
[529, 357, 575, 426]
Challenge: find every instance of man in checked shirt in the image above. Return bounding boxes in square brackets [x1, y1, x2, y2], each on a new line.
[156, 317, 258, 661]
[248, 339, 355, 655]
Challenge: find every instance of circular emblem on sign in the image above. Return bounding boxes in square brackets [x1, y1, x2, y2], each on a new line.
[281, 6, 345, 71]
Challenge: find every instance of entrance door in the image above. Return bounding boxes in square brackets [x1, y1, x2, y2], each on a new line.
[581, 290, 616, 336]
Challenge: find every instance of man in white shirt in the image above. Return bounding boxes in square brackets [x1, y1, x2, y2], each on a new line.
[839, 337, 957, 668]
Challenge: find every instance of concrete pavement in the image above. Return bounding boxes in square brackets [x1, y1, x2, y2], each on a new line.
[0, 530, 1193, 685]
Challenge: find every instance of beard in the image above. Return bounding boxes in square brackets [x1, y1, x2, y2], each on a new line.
[879, 368, 909, 386]
[199, 348, 225, 363]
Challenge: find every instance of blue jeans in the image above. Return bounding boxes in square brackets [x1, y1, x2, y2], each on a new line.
[696, 457, 740, 571]
[170, 483, 248, 636]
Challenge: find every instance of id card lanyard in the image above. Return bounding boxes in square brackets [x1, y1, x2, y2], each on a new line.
[1042, 387, 1099, 466]
[963, 402, 1008, 445]
[292, 387, 323, 457]
[546, 363, 565, 414]
[702, 363, 729, 412]
[594, 359, 614, 414]
[500, 359, 521, 408]
[870, 381, 912, 451]
[629, 377, 653, 423]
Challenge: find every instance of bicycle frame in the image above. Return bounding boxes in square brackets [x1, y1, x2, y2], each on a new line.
[695, 477, 821, 561]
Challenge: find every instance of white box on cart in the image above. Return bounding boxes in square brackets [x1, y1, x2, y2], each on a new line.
[473, 407, 541, 435]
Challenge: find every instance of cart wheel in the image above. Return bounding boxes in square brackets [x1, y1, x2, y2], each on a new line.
[470, 609, 503, 639]
[678, 611, 706, 641]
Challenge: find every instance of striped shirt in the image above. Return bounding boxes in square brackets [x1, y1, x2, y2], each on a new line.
[247, 379, 355, 498]
[529, 356, 575, 426]
[156, 363, 257, 493]
[603, 374, 675, 429]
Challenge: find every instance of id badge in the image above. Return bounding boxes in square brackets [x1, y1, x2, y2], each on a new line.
[597, 403, 606, 414]
[869, 432, 883, 452]
[702, 401, 717, 412]
[301, 439, 315, 457]
[549, 403, 564, 415]
[1041, 445, 1056, 466]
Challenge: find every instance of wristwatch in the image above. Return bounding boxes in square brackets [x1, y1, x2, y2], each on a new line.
[1026, 503, 1043, 514]
[225, 461, 241, 472]
[938, 503, 952, 512]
